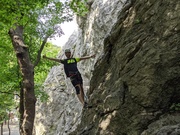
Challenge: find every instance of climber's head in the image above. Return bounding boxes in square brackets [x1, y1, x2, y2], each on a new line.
[64, 49, 71, 58]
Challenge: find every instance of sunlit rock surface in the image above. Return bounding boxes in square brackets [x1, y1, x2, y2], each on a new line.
[35, 0, 180, 134]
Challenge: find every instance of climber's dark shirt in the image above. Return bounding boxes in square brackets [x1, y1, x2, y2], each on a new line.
[60, 58, 80, 77]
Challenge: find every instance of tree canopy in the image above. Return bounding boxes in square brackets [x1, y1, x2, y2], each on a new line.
[0, 0, 88, 133]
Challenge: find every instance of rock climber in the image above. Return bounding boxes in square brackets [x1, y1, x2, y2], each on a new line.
[43, 49, 95, 108]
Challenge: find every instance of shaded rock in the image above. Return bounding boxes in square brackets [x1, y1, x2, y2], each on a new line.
[35, 0, 180, 135]
[71, 0, 180, 135]
[141, 114, 180, 135]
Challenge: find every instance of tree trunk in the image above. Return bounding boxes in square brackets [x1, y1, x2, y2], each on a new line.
[7, 115, 10, 135]
[8, 26, 36, 135]
[19, 85, 24, 134]
[1, 123, 3, 135]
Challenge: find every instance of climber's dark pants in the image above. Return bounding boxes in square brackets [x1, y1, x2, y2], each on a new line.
[70, 73, 83, 94]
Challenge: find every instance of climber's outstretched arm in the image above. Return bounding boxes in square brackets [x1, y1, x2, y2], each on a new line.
[43, 55, 62, 63]
[80, 54, 95, 61]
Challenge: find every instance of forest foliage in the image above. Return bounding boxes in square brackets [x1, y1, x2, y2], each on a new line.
[0, 0, 88, 124]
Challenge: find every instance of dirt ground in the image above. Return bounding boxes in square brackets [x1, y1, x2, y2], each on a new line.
[1, 122, 19, 135]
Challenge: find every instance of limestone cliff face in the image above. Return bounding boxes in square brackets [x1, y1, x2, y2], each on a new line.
[35, 0, 180, 135]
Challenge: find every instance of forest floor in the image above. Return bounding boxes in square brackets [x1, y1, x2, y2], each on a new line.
[1, 121, 19, 135]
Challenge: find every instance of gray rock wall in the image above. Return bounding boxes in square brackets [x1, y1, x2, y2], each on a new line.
[72, 0, 180, 135]
[35, 0, 128, 134]
[35, 0, 180, 134]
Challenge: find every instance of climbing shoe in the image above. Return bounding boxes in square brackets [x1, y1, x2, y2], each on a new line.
[83, 102, 92, 109]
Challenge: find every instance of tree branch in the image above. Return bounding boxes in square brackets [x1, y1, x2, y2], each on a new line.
[33, 35, 49, 67]
[0, 91, 20, 97]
